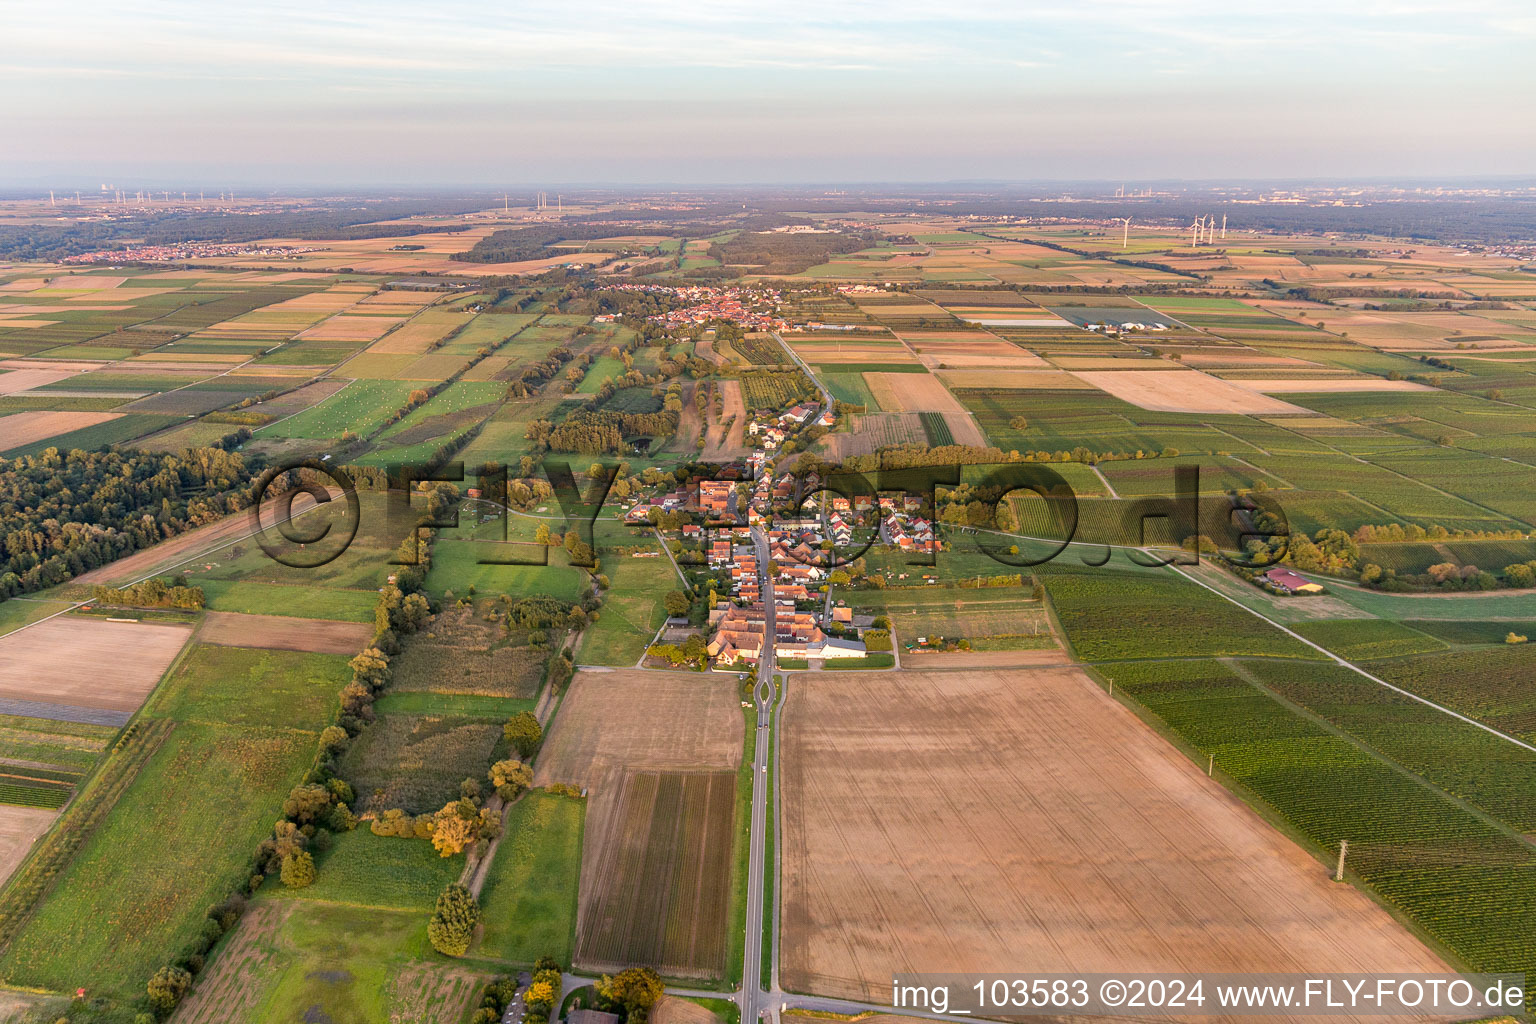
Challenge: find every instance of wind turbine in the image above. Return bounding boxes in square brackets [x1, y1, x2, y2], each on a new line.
[1221, 213, 1227, 239]
[1119, 217, 1132, 249]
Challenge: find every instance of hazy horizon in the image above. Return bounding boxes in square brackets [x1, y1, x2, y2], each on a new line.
[5, 0, 1535, 186]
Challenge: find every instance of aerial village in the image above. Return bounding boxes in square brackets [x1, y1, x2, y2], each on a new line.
[623, 392, 936, 671]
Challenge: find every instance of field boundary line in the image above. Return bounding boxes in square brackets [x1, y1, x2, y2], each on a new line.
[1168, 560, 1536, 755]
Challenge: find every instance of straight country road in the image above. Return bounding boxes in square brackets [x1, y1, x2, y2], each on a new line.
[741, 525, 778, 1024]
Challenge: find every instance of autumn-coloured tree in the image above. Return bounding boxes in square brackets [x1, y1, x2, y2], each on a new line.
[489, 759, 533, 801]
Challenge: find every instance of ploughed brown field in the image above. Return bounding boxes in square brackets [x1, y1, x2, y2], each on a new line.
[0, 806, 59, 888]
[0, 616, 191, 712]
[196, 611, 373, 654]
[780, 668, 1448, 1020]
[575, 769, 736, 979]
[0, 411, 121, 449]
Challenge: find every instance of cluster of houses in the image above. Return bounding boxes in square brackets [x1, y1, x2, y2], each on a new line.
[621, 384, 916, 668]
[597, 283, 793, 332]
[61, 241, 322, 264]
[701, 526, 869, 666]
[1083, 320, 1172, 334]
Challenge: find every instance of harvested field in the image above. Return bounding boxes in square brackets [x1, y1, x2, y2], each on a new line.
[1235, 378, 1436, 393]
[819, 413, 926, 458]
[247, 378, 351, 420]
[1050, 356, 1182, 370]
[936, 369, 1089, 390]
[535, 670, 742, 790]
[0, 806, 58, 888]
[0, 411, 120, 449]
[0, 367, 80, 394]
[196, 611, 372, 654]
[0, 617, 191, 713]
[342, 714, 502, 814]
[788, 340, 914, 363]
[366, 316, 461, 354]
[575, 770, 735, 978]
[939, 411, 986, 446]
[781, 668, 1448, 1009]
[297, 314, 402, 343]
[74, 486, 341, 586]
[863, 371, 968, 414]
[1071, 369, 1311, 414]
[652, 997, 720, 1024]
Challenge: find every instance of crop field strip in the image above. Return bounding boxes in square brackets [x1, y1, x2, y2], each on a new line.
[576, 769, 736, 977]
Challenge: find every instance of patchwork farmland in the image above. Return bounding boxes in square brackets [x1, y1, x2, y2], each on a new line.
[3, 188, 1536, 1024]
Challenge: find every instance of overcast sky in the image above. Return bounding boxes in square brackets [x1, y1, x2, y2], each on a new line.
[4, 0, 1533, 187]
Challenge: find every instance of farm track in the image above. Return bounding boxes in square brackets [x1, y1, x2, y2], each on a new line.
[1168, 560, 1536, 755]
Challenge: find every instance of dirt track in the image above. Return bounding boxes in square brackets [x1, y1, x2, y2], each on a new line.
[780, 667, 1448, 1019]
[0, 411, 122, 449]
[539, 669, 744, 981]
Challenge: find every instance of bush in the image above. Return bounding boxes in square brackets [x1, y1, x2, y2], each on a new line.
[280, 850, 316, 888]
[146, 965, 192, 1014]
[426, 883, 480, 956]
[489, 759, 533, 801]
[503, 711, 543, 759]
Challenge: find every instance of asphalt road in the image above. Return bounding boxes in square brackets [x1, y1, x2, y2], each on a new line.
[742, 525, 777, 1023]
